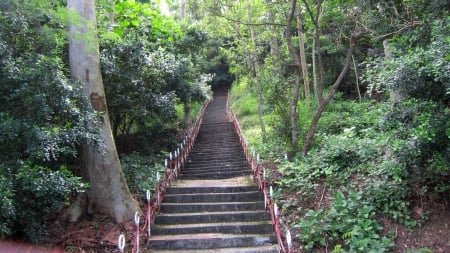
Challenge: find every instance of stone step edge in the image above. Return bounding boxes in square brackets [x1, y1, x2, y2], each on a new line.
[156, 210, 269, 217]
[160, 201, 263, 206]
[148, 233, 274, 241]
[153, 220, 272, 229]
[144, 244, 279, 253]
[163, 191, 261, 197]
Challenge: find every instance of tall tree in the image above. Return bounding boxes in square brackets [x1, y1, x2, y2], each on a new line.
[247, 0, 267, 139]
[302, 30, 362, 154]
[286, 0, 302, 154]
[297, 8, 310, 97]
[179, 0, 186, 19]
[303, 0, 325, 104]
[67, 0, 140, 223]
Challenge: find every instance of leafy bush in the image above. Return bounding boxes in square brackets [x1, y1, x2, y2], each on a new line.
[295, 191, 392, 252]
[121, 153, 166, 199]
[383, 99, 450, 202]
[0, 175, 15, 238]
[363, 18, 450, 103]
[277, 97, 449, 250]
[0, 0, 102, 165]
[318, 98, 388, 137]
[0, 163, 86, 242]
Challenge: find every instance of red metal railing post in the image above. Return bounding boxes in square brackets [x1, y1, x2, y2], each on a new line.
[127, 98, 215, 253]
[229, 106, 289, 253]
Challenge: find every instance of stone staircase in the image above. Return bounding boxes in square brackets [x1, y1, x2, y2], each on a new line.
[147, 94, 279, 252]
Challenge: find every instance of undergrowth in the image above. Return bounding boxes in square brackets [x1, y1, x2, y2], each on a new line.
[230, 87, 450, 252]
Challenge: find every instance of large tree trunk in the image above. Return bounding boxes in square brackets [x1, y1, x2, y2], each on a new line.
[286, 0, 302, 154]
[302, 32, 362, 155]
[67, 0, 140, 223]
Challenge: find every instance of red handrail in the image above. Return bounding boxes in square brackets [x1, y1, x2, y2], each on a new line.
[227, 100, 290, 253]
[124, 99, 210, 253]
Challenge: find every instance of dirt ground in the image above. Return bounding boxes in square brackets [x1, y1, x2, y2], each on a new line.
[386, 203, 450, 253]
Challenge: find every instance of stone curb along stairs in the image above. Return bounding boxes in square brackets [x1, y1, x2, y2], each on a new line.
[146, 94, 280, 252]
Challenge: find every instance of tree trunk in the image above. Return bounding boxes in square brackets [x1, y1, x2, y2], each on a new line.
[286, 0, 302, 154]
[179, 0, 185, 19]
[183, 100, 192, 129]
[291, 69, 301, 154]
[384, 39, 407, 103]
[247, 3, 266, 139]
[303, 0, 325, 103]
[312, 34, 318, 99]
[315, 27, 325, 104]
[67, 0, 140, 223]
[297, 10, 310, 98]
[302, 32, 361, 155]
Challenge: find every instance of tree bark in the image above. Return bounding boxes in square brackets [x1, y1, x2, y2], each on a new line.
[315, 27, 325, 104]
[179, 0, 186, 19]
[384, 39, 407, 103]
[297, 10, 310, 98]
[67, 0, 140, 223]
[303, 0, 325, 103]
[302, 31, 362, 155]
[183, 100, 192, 129]
[286, 0, 302, 154]
[247, 2, 266, 139]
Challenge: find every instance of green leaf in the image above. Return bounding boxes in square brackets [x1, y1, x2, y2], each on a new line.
[444, 54, 450, 61]
[131, 19, 140, 26]
[101, 31, 121, 41]
[119, 20, 131, 27]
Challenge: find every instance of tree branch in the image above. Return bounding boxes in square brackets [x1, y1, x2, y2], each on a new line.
[302, 30, 363, 155]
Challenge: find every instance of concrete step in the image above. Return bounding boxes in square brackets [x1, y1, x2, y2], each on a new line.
[162, 191, 264, 203]
[152, 221, 273, 235]
[183, 161, 247, 169]
[159, 201, 265, 213]
[178, 170, 250, 179]
[145, 244, 279, 253]
[166, 186, 259, 194]
[154, 211, 271, 225]
[185, 151, 243, 156]
[147, 234, 277, 250]
[182, 166, 248, 173]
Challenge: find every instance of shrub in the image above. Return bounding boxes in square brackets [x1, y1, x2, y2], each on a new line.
[295, 191, 392, 252]
[0, 163, 86, 242]
[121, 153, 166, 199]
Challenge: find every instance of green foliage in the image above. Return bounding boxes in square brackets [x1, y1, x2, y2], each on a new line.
[383, 99, 450, 200]
[0, 163, 86, 242]
[120, 153, 165, 199]
[363, 17, 450, 103]
[407, 248, 433, 253]
[0, 0, 102, 165]
[99, 1, 210, 150]
[0, 0, 99, 242]
[230, 78, 262, 144]
[295, 191, 392, 252]
[278, 97, 449, 249]
[0, 175, 15, 237]
[99, 0, 182, 44]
